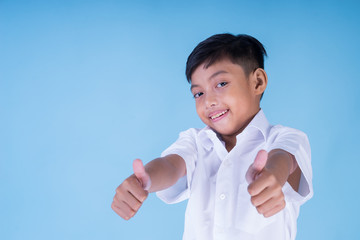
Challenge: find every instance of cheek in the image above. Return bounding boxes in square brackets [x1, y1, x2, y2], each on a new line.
[195, 102, 207, 120]
[195, 102, 202, 116]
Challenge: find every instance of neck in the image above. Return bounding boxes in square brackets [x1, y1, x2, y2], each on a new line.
[220, 109, 261, 152]
[223, 136, 236, 152]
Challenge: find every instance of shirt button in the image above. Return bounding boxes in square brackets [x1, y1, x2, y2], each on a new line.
[220, 194, 226, 200]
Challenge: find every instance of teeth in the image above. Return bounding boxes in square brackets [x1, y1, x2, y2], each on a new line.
[211, 110, 228, 119]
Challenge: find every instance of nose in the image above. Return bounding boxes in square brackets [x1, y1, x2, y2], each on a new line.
[204, 92, 217, 108]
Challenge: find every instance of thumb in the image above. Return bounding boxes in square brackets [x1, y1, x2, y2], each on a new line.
[133, 159, 151, 191]
[246, 150, 268, 184]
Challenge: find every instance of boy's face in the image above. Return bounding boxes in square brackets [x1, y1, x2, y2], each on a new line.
[190, 59, 265, 139]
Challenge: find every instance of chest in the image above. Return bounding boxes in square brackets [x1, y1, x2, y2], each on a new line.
[196, 134, 267, 187]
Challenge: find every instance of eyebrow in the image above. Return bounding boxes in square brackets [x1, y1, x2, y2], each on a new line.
[190, 70, 228, 91]
[210, 70, 228, 79]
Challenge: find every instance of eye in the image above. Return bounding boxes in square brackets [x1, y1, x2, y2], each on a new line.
[193, 92, 203, 99]
[216, 82, 227, 88]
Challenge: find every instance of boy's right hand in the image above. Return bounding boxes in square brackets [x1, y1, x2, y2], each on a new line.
[111, 159, 151, 220]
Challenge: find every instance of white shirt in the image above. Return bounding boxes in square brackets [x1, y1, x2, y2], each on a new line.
[156, 110, 313, 240]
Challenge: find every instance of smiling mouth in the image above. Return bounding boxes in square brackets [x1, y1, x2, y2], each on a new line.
[210, 110, 229, 120]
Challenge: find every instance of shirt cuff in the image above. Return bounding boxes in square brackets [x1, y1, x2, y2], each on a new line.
[156, 149, 194, 204]
[268, 144, 313, 203]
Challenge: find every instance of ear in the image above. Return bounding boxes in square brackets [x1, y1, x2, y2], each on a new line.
[250, 68, 268, 96]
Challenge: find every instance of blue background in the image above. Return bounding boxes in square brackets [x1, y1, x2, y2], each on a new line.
[1, 0, 359, 239]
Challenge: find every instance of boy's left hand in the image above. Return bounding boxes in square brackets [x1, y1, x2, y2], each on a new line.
[245, 150, 286, 218]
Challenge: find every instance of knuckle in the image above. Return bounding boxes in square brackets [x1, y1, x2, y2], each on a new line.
[272, 184, 282, 195]
[250, 197, 257, 206]
[123, 178, 131, 187]
[256, 206, 263, 214]
[123, 209, 135, 221]
[124, 176, 135, 185]
[269, 174, 277, 183]
[280, 192, 285, 200]
[142, 192, 149, 201]
[115, 186, 122, 195]
[129, 210, 137, 218]
[138, 192, 148, 203]
[121, 176, 136, 189]
[275, 190, 284, 200]
[247, 185, 254, 195]
[134, 202, 142, 211]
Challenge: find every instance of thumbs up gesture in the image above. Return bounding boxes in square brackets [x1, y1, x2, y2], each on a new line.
[111, 159, 150, 220]
[245, 150, 269, 184]
[245, 150, 287, 218]
[133, 159, 152, 191]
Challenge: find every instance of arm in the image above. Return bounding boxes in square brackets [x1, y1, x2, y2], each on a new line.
[246, 149, 300, 218]
[266, 149, 300, 192]
[111, 154, 186, 220]
[144, 154, 186, 192]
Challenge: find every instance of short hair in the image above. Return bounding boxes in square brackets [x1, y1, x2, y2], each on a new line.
[185, 33, 267, 83]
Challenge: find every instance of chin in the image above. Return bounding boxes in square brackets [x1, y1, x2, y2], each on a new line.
[212, 128, 235, 136]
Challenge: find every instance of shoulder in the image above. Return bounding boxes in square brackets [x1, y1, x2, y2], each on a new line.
[266, 124, 311, 158]
[161, 128, 205, 160]
[179, 127, 202, 135]
[165, 128, 203, 148]
[178, 127, 207, 139]
[269, 124, 308, 139]
[167, 127, 212, 152]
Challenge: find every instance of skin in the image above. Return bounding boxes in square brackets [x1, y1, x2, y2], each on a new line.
[112, 59, 301, 220]
[111, 155, 185, 220]
[190, 59, 265, 152]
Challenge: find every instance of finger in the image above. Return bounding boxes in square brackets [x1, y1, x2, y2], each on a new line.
[253, 194, 285, 214]
[250, 179, 283, 206]
[263, 202, 286, 218]
[246, 150, 268, 183]
[111, 199, 136, 220]
[125, 191, 146, 212]
[133, 159, 151, 190]
[251, 187, 274, 207]
[252, 150, 268, 172]
[120, 175, 148, 203]
[248, 171, 278, 196]
[115, 187, 143, 211]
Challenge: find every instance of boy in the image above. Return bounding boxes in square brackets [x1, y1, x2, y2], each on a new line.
[112, 34, 313, 240]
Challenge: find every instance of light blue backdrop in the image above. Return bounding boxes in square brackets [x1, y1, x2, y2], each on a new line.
[1, 0, 359, 239]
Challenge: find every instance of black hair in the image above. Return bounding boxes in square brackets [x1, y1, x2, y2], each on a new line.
[185, 33, 267, 83]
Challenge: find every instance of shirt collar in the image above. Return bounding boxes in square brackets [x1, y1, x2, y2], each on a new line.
[198, 126, 218, 151]
[242, 109, 271, 142]
[198, 109, 271, 150]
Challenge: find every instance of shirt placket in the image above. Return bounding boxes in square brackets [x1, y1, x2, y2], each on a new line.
[212, 138, 232, 239]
